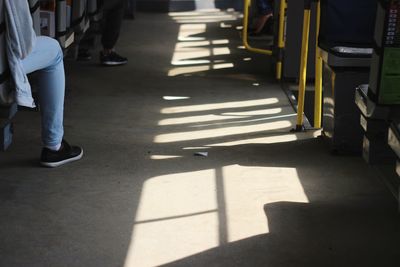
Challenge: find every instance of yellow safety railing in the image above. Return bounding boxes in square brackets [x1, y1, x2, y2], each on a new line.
[295, 5, 311, 130]
[242, 0, 273, 56]
[295, 0, 322, 131]
[242, 0, 287, 80]
[314, 0, 323, 128]
[276, 0, 287, 80]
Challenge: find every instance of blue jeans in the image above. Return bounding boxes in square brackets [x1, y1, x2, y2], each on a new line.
[21, 36, 65, 148]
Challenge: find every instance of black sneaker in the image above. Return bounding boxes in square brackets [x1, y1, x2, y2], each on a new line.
[40, 140, 83, 168]
[100, 51, 128, 66]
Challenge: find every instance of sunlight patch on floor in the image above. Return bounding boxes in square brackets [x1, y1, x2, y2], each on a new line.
[150, 155, 183, 160]
[154, 120, 292, 143]
[161, 98, 279, 114]
[163, 96, 191, 101]
[206, 130, 321, 146]
[223, 107, 282, 116]
[124, 169, 219, 267]
[168, 65, 211, 76]
[135, 170, 217, 221]
[158, 108, 284, 126]
[222, 165, 309, 242]
[168, 10, 238, 77]
[124, 166, 308, 267]
[212, 39, 229, 45]
[212, 63, 234, 69]
[206, 133, 299, 146]
[170, 12, 239, 24]
[178, 24, 207, 41]
[158, 114, 248, 126]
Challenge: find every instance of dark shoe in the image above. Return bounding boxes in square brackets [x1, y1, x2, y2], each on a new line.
[77, 49, 92, 61]
[40, 140, 83, 168]
[100, 51, 128, 66]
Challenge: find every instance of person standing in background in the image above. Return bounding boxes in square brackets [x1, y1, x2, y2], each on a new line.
[249, 0, 273, 36]
[99, 0, 128, 65]
[78, 0, 128, 66]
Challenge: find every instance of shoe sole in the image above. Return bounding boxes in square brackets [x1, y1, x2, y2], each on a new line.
[40, 149, 84, 168]
[101, 61, 128, 66]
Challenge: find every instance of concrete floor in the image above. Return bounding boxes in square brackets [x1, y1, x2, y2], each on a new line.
[1, 9, 400, 267]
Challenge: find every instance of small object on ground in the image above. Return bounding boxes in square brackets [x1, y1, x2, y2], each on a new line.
[194, 152, 208, 157]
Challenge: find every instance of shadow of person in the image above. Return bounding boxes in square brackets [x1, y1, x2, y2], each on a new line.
[160, 200, 400, 267]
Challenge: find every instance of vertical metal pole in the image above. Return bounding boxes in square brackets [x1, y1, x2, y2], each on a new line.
[314, 0, 323, 128]
[295, 2, 311, 130]
[276, 0, 287, 80]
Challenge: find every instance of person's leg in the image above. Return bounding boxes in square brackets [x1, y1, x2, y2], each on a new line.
[21, 36, 65, 149]
[101, 0, 125, 51]
[100, 0, 128, 65]
[21, 36, 83, 167]
[253, 14, 273, 33]
[253, 0, 273, 34]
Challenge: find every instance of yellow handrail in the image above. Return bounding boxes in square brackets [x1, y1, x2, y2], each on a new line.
[295, 7, 311, 130]
[276, 0, 287, 80]
[242, 0, 273, 56]
[314, 0, 323, 128]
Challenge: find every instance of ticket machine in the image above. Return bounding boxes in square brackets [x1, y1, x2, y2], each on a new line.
[356, 0, 400, 163]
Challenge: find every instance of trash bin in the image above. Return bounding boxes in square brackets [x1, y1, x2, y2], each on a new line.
[319, 0, 377, 153]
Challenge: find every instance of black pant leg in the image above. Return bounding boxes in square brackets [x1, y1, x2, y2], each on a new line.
[101, 0, 125, 50]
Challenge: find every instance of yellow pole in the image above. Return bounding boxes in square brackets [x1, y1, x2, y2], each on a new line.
[243, 0, 273, 56]
[276, 0, 287, 80]
[276, 61, 282, 80]
[296, 8, 311, 130]
[314, 0, 323, 128]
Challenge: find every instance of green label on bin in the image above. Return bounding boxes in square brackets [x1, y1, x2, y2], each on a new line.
[379, 48, 400, 104]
